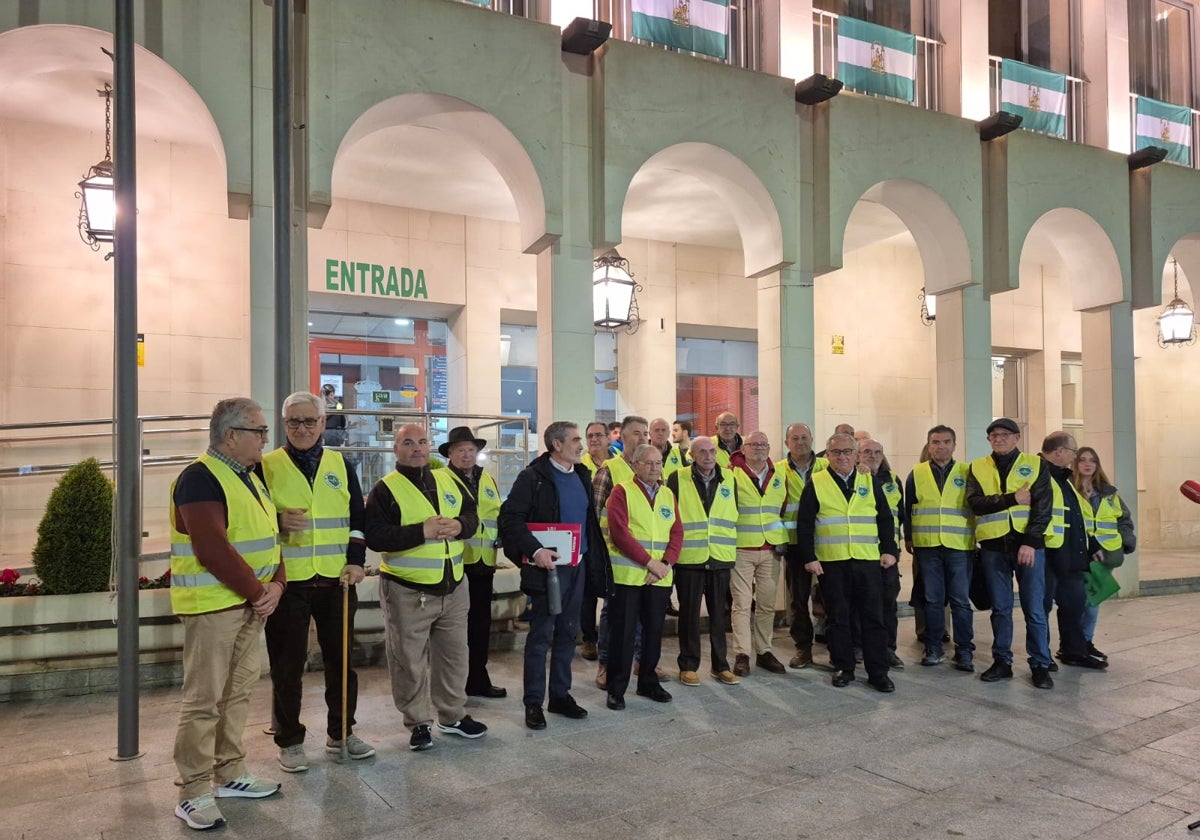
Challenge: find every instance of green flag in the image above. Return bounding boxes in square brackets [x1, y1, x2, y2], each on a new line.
[836, 17, 917, 102]
[1000, 59, 1067, 138]
[1135, 95, 1192, 166]
[632, 0, 729, 61]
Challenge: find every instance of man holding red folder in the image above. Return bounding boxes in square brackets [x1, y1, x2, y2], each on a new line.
[499, 421, 612, 731]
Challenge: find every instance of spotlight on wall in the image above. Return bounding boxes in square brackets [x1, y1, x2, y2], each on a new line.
[593, 249, 641, 334]
[919, 286, 936, 325]
[795, 74, 844, 105]
[76, 83, 115, 256]
[1128, 145, 1169, 170]
[977, 110, 1023, 141]
[1159, 257, 1197, 347]
[561, 17, 611, 55]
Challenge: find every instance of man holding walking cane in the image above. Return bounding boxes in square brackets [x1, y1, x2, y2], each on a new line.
[261, 391, 374, 773]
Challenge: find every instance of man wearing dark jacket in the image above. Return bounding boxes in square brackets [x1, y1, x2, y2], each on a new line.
[1039, 432, 1107, 671]
[499, 421, 611, 730]
[966, 418, 1055, 689]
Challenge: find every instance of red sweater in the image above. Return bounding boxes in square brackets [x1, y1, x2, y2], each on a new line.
[606, 481, 683, 567]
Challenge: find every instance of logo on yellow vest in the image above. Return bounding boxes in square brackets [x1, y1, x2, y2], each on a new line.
[444, 492, 458, 506]
[884, 482, 896, 493]
[719, 487, 732, 499]
[1017, 465, 1033, 478]
[659, 506, 672, 520]
[856, 485, 869, 497]
[953, 476, 966, 488]
[324, 473, 341, 490]
[484, 487, 496, 499]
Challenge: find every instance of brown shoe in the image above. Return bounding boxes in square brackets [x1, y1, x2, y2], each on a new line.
[655, 666, 670, 682]
[710, 669, 741, 685]
[594, 664, 607, 690]
[756, 652, 786, 674]
[581, 642, 598, 661]
[733, 654, 751, 676]
[678, 670, 700, 686]
[789, 649, 812, 669]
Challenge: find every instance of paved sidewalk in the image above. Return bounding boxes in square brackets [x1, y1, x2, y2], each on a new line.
[7, 593, 1200, 839]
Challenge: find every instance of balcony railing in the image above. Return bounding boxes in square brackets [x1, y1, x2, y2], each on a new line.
[812, 10, 942, 112]
[1128, 94, 1200, 169]
[459, 0, 538, 18]
[988, 56, 1086, 144]
[593, 0, 763, 71]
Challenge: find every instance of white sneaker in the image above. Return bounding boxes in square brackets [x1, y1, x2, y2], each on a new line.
[175, 793, 225, 830]
[278, 744, 309, 773]
[214, 773, 281, 799]
[326, 733, 376, 759]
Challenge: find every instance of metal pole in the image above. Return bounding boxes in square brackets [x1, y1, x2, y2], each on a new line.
[274, 0, 294, 431]
[113, 0, 143, 761]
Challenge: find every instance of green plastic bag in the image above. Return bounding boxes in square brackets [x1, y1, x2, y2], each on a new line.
[1084, 560, 1120, 607]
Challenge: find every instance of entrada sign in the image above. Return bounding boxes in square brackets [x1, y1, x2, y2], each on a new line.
[324, 259, 429, 299]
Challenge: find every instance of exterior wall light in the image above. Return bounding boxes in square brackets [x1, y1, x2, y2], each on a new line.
[593, 249, 641, 333]
[77, 84, 116, 255]
[920, 286, 936, 325]
[1159, 258, 1197, 347]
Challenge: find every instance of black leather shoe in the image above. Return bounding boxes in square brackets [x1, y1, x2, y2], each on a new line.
[1087, 642, 1108, 662]
[831, 669, 855, 688]
[467, 685, 508, 699]
[868, 676, 896, 693]
[1048, 661, 1059, 672]
[524, 705, 546, 730]
[756, 652, 786, 674]
[979, 661, 1014, 682]
[733, 654, 751, 676]
[1060, 653, 1108, 670]
[606, 693, 625, 711]
[1032, 667, 1055, 689]
[547, 695, 588, 719]
[636, 685, 673, 703]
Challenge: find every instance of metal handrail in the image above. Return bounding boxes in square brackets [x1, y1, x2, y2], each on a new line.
[0, 454, 196, 480]
[0, 414, 208, 432]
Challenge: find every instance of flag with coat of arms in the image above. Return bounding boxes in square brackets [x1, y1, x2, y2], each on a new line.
[632, 0, 729, 61]
[1134, 95, 1192, 166]
[835, 16, 917, 102]
[999, 59, 1067, 138]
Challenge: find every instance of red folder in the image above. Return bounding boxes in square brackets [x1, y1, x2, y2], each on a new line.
[524, 522, 582, 566]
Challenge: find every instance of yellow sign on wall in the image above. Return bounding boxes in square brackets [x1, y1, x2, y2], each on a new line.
[137, 333, 145, 367]
[831, 334, 845, 355]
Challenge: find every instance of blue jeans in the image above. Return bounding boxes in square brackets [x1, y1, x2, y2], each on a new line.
[980, 547, 1052, 669]
[916, 547, 974, 657]
[522, 560, 586, 707]
[1083, 603, 1099, 642]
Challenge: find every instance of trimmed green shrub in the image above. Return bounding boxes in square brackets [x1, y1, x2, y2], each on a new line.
[32, 458, 113, 595]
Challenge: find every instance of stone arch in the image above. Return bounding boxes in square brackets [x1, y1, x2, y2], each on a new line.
[332, 93, 551, 254]
[1019, 208, 1125, 311]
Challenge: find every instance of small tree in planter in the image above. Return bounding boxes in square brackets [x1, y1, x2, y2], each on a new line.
[32, 458, 113, 595]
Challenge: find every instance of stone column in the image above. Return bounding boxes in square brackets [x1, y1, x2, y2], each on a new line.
[446, 285, 501, 417]
[614, 240, 676, 423]
[758, 265, 814, 449]
[935, 286, 993, 461]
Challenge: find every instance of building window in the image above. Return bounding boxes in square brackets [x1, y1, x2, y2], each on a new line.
[991, 353, 1027, 437]
[500, 324, 538, 434]
[989, 0, 1076, 74]
[1131, 0, 1195, 106]
[595, 331, 618, 423]
[676, 337, 758, 437]
[1061, 355, 1084, 439]
[813, 0, 932, 36]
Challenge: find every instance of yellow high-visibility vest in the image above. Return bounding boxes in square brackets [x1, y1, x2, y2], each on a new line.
[170, 454, 280, 615]
[675, 467, 738, 565]
[910, 461, 973, 550]
[448, 468, 501, 567]
[378, 469, 464, 585]
[777, 455, 829, 545]
[261, 448, 350, 581]
[1045, 477, 1095, 549]
[1090, 492, 1124, 551]
[606, 480, 676, 588]
[715, 441, 739, 468]
[733, 467, 788, 548]
[971, 453, 1042, 541]
[582, 452, 603, 479]
[880, 470, 903, 542]
[598, 455, 636, 538]
[662, 445, 685, 479]
[812, 469, 881, 562]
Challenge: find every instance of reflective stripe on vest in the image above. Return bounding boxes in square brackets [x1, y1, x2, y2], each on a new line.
[811, 470, 880, 562]
[378, 469, 464, 584]
[606, 480, 676, 587]
[1046, 478, 1095, 550]
[170, 455, 280, 615]
[1091, 493, 1123, 550]
[675, 467, 738, 565]
[910, 461, 974, 550]
[733, 468, 788, 547]
[777, 456, 829, 544]
[970, 453, 1041, 541]
[261, 447, 351, 581]
[448, 469, 501, 567]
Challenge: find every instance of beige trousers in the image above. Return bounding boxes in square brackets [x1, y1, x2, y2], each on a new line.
[730, 548, 781, 657]
[379, 575, 469, 728]
[174, 606, 262, 801]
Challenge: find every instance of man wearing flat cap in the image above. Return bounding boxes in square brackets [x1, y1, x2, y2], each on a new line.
[441, 426, 507, 699]
[966, 418, 1056, 690]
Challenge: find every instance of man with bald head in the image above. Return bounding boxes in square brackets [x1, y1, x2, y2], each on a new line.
[649, 417, 686, 479]
[365, 424, 486, 751]
[714, 412, 743, 468]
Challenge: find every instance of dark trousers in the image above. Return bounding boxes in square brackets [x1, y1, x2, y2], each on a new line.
[522, 560, 586, 707]
[785, 554, 815, 652]
[607, 583, 670, 700]
[464, 563, 497, 693]
[1043, 558, 1088, 658]
[675, 565, 731, 672]
[850, 563, 900, 652]
[580, 590, 599, 644]
[820, 560, 889, 681]
[265, 583, 358, 747]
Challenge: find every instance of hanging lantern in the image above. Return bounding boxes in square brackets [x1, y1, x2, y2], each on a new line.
[593, 249, 642, 333]
[1159, 258, 1197, 348]
[920, 286, 936, 325]
[76, 84, 116, 252]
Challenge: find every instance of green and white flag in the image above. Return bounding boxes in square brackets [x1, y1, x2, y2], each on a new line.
[835, 17, 917, 102]
[632, 0, 729, 61]
[1000, 59, 1067, 138]
[1135, 95, 1192, 166]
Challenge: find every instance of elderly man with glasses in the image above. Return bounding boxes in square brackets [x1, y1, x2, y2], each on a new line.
[259, 391, 372, 775]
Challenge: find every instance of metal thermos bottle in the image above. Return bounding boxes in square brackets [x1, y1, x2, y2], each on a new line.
[546, 567, 562, 616]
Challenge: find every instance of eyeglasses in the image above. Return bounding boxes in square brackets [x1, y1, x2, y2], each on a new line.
[234, 427, 270, 440]
[717, 422, 739, 428]
[284, 418, 321, 430]
[586, 432, 607, 439]
[744, 442, 770, 449]
[827, 448, 855, 456]
[1059, 447, 1077, 455]
[638, 460, 664, 467]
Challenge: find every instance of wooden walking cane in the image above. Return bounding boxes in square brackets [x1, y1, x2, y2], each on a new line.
[340, 579, 349, 763]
